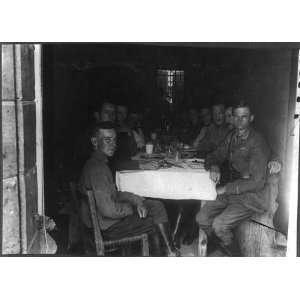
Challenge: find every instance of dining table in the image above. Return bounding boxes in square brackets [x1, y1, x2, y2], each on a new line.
[116, 152, 217, 201]
[115, 149, 217, 251]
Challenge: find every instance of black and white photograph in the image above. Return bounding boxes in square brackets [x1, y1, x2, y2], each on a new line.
[1, 2, 300, 299]
[1, 43, 299, 257]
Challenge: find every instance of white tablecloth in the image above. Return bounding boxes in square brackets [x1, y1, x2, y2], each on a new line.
[116, 167, 217, 201]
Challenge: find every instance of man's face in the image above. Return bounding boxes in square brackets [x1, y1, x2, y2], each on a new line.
[233, 107, 253, 132]
[212, 105, 225, 126]
[94, 128, 117, 157]
[200, 108, 211, 126]
[225, 107, 234, 125]
[100, 104, 116, 123]
[117, 106, 128, 123]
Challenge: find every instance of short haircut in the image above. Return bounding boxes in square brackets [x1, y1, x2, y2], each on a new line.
[90, 121, 116, 138]
[212, 103, 225, 110]
[233, 101, 252, 113]
[101, 101, 115, 110]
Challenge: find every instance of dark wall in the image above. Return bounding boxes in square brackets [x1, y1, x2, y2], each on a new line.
[43, 44, 298, 233]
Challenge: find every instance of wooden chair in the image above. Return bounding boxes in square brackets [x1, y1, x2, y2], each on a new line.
[197, 173, 287, 257]
[85, 190, 150, 256]
[236, 173, 287, 256]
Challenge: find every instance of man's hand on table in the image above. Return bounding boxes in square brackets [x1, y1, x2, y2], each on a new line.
[139, 161, 160, 170]
[209, 165, 221, 184]
[137, 203, 148, 218]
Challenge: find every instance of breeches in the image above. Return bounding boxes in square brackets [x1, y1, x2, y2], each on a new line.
[103, 199, 168, 239]
[196, 195, 256, 246]
[84, 199, 168, 246]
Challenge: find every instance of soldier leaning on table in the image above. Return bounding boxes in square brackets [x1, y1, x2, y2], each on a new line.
[79, 121, 180, 256]
[196, 101, 275, 256]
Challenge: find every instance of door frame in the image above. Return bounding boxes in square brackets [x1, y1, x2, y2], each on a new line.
[0, 44, 3, 253]
[34, 44, 44, 217]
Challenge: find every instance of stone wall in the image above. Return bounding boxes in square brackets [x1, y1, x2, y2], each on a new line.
[1, 44, 38, 254]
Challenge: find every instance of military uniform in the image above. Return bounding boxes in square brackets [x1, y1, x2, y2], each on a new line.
[196, 127, 270, 246]
[79, 151, 168, 231]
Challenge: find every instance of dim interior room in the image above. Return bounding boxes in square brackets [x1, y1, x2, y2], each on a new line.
[41, 43, 298, 254]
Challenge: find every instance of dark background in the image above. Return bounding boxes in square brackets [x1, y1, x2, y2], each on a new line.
[42, 43, 299, 235]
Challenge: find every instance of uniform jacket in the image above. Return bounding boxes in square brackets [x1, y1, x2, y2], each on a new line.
[205, 127, 270, 200]
[79, 151, 143, 230]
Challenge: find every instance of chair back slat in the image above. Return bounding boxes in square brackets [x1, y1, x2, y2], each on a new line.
[86, 190, 105, 256]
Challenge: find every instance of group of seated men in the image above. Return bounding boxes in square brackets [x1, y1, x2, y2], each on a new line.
[77, 100, 281, 256]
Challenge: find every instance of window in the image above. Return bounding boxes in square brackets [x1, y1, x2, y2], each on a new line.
[157, 69, 184, 107]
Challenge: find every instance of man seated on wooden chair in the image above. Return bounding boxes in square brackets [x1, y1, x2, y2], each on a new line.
[195, 100, 276, 256]
[79, 121, 180, 256]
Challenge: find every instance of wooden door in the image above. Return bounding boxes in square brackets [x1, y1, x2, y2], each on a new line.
[1, 44, 43, 254]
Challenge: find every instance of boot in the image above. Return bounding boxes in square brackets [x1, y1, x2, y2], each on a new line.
[157, 223, 181, 257]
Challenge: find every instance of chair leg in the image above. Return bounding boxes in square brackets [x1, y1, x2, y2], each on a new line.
[141, 235, 149, 256]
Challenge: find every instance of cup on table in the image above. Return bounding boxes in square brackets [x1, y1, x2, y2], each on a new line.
[145, 143, 154, 155]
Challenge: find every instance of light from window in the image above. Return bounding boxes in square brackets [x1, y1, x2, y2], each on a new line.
[157, 69, 184, 106]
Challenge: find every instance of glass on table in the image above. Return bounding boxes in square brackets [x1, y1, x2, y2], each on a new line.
[145, 143, 154, 155]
